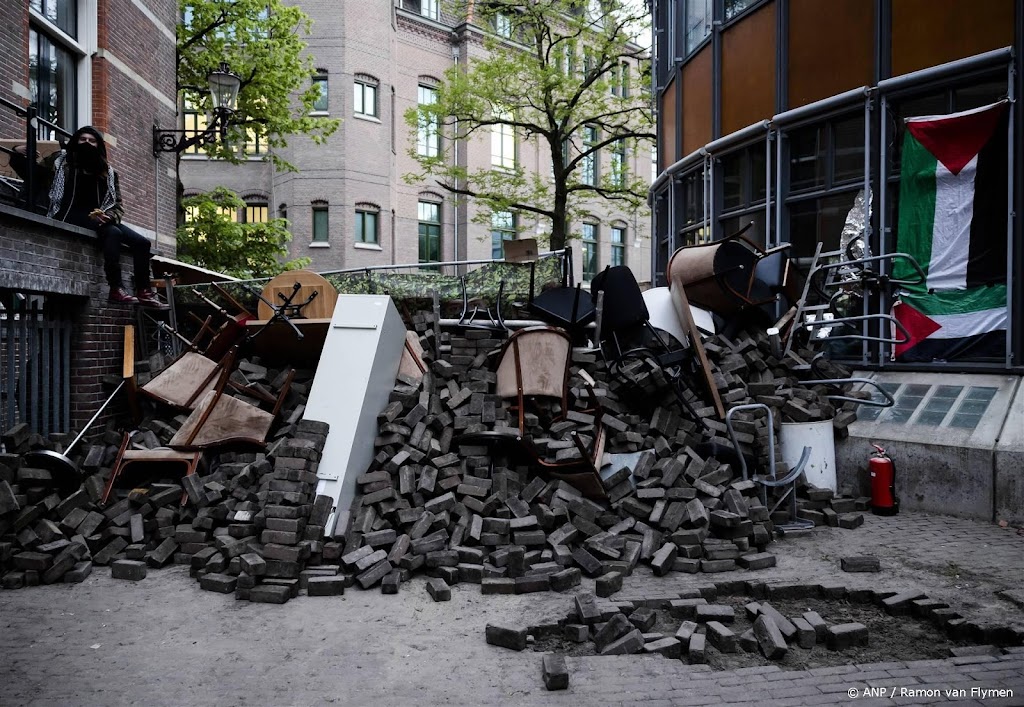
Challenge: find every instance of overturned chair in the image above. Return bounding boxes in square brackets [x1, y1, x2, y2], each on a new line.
[459, 326, 607, 499]
[592, 265, 714, 427]
[725, 403, 814, 533]
[667, 222, 795, 319]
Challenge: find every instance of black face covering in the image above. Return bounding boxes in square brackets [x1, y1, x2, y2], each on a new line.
[75, 143, 104, 173]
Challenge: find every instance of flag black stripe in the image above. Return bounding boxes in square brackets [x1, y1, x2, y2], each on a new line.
[966, 108, 1009, 288]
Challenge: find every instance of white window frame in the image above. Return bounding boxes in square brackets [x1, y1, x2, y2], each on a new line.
[491, 114, 516, 170]
[29, 0, 96, 137]
[417, 84, 440, 157]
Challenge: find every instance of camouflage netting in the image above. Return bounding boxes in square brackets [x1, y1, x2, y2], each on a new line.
[172, 254, 565, 326]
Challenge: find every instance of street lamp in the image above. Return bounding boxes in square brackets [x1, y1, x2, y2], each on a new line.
[153, 62, 242, 155]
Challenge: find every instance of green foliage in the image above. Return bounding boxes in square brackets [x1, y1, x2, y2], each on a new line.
[405, 0, 654, 250]
[178, 0, 339, 170]
[176, 187, 309, 279]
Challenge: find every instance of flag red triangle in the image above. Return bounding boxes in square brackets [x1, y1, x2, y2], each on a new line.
[906, 102, 1006, 176]
[893, 301, 941, 358]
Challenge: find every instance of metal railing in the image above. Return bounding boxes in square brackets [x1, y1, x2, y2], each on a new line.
[0, 97, 73, 213]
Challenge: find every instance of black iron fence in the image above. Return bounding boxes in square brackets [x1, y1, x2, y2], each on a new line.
[0, 291, 75, 437]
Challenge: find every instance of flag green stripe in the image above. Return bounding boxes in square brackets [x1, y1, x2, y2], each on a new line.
[893, 133, 937, 287]
[901, 284, 1006, 315]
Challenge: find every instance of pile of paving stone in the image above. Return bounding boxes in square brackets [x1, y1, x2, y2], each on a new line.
[0, 357, 343, 603]
[336, 315, 870, 598]
[486, 590, 869, 663]
[0, 309, 871, 602]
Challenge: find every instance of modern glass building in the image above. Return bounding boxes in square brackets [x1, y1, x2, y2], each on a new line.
[649, 0, 1022, 371]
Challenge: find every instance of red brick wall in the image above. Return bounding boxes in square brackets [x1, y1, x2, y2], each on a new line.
[0, 0, 180, 434]
[0, 3, 29, 138]
[0, 207, 139, 432]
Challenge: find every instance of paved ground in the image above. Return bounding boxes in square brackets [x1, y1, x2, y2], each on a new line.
[1, 511, 1023, 706]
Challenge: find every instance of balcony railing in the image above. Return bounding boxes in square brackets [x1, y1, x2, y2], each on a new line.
[0, 97, 73, 214]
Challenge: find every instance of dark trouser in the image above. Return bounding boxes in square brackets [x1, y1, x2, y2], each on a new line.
[63, 211, 152, 290]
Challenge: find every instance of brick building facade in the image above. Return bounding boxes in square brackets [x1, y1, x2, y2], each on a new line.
[0, 0, 178, 435]
[180, 0, 653, 284]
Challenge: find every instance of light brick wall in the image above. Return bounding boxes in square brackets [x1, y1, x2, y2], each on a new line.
[184, 1, 652, 283]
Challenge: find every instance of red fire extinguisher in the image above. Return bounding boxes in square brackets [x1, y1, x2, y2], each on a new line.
[869, 444, 899, 516]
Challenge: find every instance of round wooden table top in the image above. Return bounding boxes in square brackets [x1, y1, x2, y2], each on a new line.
[256, 270, 338, 321]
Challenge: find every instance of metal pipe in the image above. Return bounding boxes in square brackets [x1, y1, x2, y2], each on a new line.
[771, 86, 869, 128]
[318, 249, 567, 276]
[876, 47, 1013, 95]
[765, 131, 772, 247]
[65, 380, 126, 453]
[862, 92, 872, 364]
[649, 146, 705, 196]
[879, 94, 889, 365]
[704, 119, 770, 156]
[1006, 60, 1016, 369]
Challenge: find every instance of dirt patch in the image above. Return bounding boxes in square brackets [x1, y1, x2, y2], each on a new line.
[532, 595, 973, 671]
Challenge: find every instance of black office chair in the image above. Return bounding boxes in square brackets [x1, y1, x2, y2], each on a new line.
[591, 265, 708, 430]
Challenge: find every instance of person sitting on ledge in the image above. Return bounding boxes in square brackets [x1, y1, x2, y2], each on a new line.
[12, 126, 169, 309]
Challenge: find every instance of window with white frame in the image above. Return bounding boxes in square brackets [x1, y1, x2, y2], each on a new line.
[491, 211, 516, 259]
[312, 71, 329, 113]
[491, 12, 513, 38]
[402, 0, 439, 20]
[610, 139, 627, 187]
[243, 126, 265, 156]
[612, 61, 630, 97]
[355, 205, 380, 245]
[581, 222, 599, 280]
[491, 113, 516, 170]
[29, 0, 94, 138]
[417, 84, 440, 157]
[581, 125, 599, 185]
[354, 76, 379, 118]
[181, 92, 209, 156]
[610, 225, 626, 267]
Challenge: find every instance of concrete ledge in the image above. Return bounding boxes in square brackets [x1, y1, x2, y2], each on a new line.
[994, 380, 1024, 524]
[836, 372, 1022, 522]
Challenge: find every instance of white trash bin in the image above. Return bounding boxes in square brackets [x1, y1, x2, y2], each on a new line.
[780, 419, 837, 492]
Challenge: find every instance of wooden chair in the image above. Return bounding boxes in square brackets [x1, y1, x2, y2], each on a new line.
[464, 325, 607, 499]
[168, 357, 293, 450]
[101, 433, 202, 506]
[495, 326, 574, 433]
[139, 350, 226, 411]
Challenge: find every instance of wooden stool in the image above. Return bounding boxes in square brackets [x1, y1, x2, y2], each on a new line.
[102, 434, 202, 506]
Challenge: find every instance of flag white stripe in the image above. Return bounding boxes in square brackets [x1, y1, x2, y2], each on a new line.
[926, 155, 977, 292]
[927, 307, 1007, 339]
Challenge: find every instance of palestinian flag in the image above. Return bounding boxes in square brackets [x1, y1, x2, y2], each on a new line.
[892, 100, 1008, 362]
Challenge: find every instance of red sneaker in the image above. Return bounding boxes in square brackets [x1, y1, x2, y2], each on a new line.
[109, 287, 139, 305]
[136, 288, 171, 310]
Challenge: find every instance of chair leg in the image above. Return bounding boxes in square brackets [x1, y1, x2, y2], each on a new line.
[101, 433, 132, 506]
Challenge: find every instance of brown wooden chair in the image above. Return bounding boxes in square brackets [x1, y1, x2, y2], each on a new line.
[168, 355, 293, 450]
[495, 326, 573, 434]
[101, 433, 202, 506]
[139, 350, 225, 411]
[463, 326, 607, 499]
